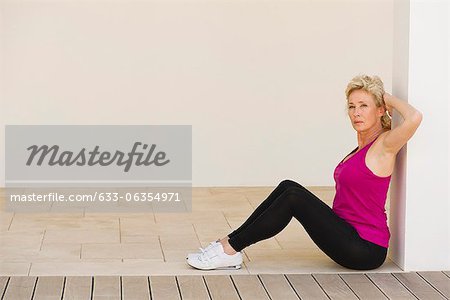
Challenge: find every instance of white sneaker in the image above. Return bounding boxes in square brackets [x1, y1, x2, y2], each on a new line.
[186, 242, 243, 270]
[185, 240, 220, 261]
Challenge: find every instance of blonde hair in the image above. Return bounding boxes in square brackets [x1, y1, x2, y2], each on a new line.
[345, 74, 391, 130]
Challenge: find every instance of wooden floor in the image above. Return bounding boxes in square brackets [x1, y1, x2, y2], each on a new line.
[1, 272, 449, 299]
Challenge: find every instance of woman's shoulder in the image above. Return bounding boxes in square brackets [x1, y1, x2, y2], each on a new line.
[369, 130, 397, 158]
[376, 130, 390, 142]
[366, 131, 396, 177]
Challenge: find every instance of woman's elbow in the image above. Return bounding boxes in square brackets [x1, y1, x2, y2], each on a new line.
[411, 110, 423, 126]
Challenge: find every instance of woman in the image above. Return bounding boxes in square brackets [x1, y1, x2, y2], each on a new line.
[186, 74, 423, 270]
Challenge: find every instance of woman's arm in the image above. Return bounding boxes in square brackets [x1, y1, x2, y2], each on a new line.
[382, 93, 423, 155]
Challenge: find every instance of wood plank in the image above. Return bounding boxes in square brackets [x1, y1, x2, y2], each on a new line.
[149, 276, 181, 300]
[1, 272, 449, 300]
[393, 272, 446, 300]
[340, 274, 387, 300]
[33, 276, 65, 300]
[92, 276, 121, 300]
[203, 275, 239, 300]
[366, 273, 415, 299]
[177, 275, 210, 300]
[313, 274, 358, 300]
[2, 276, 36, 300]
[259, 274, 298, 300]
[63, 276, 92, 300]
[0, 277, 9, 297]
[231, 275, 269, 300]
[122, 276, 151, 300]
[286, 274, 329, 300]
[418, 272, 450, 298]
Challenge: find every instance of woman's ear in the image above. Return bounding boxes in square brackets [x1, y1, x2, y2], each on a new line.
[377, 106, 385, 117]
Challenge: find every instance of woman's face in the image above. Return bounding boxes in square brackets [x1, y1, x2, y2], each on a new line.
[347, 89, 384, 132]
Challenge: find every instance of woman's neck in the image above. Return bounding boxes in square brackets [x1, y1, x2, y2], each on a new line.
[357, 126, 385, 149]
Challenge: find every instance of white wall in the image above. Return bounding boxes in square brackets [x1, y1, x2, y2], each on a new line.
[389, 0, 410, 270]
[0, 0, 393, 187]
[391, 0, 449, 270]
[448, 0, 450, 260]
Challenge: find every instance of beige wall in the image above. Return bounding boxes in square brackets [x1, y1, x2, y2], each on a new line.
[0, 0, 393, 186]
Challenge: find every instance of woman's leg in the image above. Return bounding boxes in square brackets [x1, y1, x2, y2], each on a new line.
[227, 186, 387, 270]
[227, 179, 306, 239]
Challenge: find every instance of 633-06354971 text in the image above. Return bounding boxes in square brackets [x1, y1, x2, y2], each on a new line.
[9, 192, 182, 202]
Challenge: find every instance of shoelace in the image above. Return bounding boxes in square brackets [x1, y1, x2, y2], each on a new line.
[198, 242, 219, 263]
[197, 241, 216, 254]
[197, 240, 220, 255]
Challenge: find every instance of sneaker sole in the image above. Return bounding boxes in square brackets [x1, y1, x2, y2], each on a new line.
[188, 264, 242, 270]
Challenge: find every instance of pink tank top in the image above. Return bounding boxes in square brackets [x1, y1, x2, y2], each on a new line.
[332, 137, 391, 248]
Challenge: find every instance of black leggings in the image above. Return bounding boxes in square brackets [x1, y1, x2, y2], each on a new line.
[227, 180, 387, 270]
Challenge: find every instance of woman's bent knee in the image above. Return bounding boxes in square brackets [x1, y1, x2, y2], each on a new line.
[279, 179, 303, 189]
